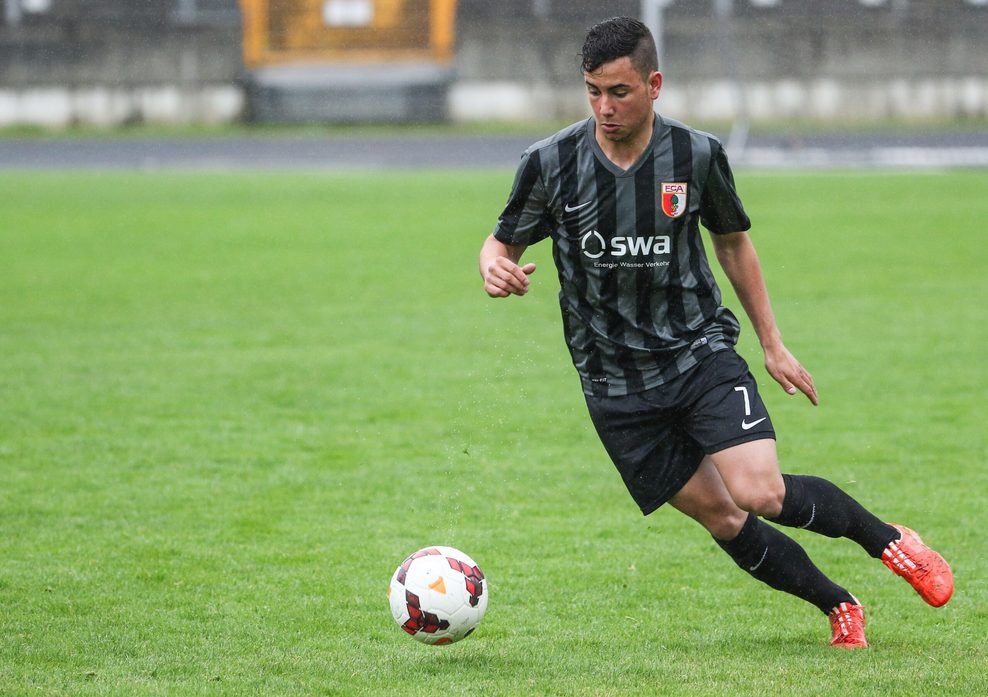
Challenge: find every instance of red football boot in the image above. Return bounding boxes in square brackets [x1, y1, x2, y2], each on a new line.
[882, 524, 954, 607]
[828, 601, 868, 649]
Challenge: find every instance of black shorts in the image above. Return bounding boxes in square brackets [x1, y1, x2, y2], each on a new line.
[584, 349, 775, 515]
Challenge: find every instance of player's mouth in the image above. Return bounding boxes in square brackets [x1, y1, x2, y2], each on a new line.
[601, 123, 621, 133]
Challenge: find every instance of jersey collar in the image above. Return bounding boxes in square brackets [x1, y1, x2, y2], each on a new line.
[586, 112, 664, 178]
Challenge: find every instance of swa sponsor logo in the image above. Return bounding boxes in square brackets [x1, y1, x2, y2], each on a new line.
[580, 230, 671, 259]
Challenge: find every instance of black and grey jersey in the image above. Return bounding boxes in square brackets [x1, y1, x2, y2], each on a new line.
[492, 115, 751, 397]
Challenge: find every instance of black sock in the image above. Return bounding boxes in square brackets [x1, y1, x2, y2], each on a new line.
[715, 513, 855, 614]
[770, 474, 899, 558]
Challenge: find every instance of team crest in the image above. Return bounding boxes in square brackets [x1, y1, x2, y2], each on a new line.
[661, 182, 688, 219]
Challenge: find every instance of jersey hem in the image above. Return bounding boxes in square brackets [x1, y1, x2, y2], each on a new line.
[577, 344, 733, 397]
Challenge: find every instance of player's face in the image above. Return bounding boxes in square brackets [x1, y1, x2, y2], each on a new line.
[584, 56, 662, 144]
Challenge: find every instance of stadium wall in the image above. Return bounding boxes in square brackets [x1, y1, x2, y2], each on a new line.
[0, 0, 244, 127]
[0, 0, 986, 127]
[452, 0, 988, 123]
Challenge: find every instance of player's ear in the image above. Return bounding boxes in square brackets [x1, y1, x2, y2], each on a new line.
[648, 71, 663, 100]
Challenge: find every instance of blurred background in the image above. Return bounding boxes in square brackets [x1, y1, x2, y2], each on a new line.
[1, 0, 986, 166]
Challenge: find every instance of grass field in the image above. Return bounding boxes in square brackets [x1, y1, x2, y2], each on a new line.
[1, 168, 986, 696]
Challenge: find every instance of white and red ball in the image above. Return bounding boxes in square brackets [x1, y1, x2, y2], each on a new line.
[388, 546, 488, 645]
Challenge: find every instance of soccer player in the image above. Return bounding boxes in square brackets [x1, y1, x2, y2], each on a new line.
[478, 16, 953, 648]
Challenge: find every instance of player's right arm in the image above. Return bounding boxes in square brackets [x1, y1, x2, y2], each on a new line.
[479, 235, 536, 298]
[483, 146, 551, 298]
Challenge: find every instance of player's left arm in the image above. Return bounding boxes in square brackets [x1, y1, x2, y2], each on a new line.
[710, 231, 819, 406]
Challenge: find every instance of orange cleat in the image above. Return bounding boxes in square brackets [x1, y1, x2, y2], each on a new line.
[882, 525, 954, 607]
[829, 601, 868, 649]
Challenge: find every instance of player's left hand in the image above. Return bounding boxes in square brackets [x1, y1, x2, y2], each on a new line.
[764, 343, 819, 406]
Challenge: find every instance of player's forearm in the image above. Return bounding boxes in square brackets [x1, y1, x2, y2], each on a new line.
[715, 234, 783, 350]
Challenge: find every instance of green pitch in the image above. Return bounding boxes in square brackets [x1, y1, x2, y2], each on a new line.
[1, 169, 985, 696]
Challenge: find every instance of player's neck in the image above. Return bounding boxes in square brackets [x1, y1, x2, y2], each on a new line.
[594, 117, 655, 171]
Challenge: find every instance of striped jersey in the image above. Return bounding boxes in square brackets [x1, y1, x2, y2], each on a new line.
[492, 114, 751, 397]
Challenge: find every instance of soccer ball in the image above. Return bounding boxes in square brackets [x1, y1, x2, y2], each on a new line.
[388, 546, 488, 645]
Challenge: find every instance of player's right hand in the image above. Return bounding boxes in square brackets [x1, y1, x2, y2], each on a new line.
[483, 257, 536, 298]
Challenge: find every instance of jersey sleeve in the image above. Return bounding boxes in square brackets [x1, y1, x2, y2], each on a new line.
[492, 148, 554, 246]
[699, 141, 751, 234]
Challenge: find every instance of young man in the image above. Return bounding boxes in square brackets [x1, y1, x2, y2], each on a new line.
[478, 16, 953, 648]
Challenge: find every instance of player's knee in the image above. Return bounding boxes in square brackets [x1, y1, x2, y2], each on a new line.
[699, 504, 749, 540]
[733, 486, 785, 518]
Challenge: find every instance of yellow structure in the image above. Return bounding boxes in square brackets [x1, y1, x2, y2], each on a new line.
[239, 0, 458, 67]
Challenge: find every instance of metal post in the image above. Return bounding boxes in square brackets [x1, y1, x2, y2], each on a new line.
[714, 0, 749, 155]
[5, 0, 24, 27]
[176, 0, 197, 24]
[641, 0, 674, 69]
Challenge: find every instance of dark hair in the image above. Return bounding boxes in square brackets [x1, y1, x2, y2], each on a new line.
[581, 16, 658, 80]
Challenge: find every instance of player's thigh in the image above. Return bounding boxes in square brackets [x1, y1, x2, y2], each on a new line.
[682, 351, 784, 516]
[669, 456, 749, 540]
[707, 439, 785, 517]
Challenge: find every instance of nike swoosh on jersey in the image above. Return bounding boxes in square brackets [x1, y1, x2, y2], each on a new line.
[564, 201, 592, 213]
[741, 417, 768, 430]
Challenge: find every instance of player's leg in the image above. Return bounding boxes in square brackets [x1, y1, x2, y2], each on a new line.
[584, 361, 866, 646]
[758, 460, 953, 605]
[687, 351, 896, 555]
[669, 458, 863, 633]
[665, 454, 748, 540]
[707, 438, 899, 558]
[585, 370, 854, 615]
[699, 354, 953, 607]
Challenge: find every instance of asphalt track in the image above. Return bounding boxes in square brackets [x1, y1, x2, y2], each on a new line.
[2, 129, 987, 170]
